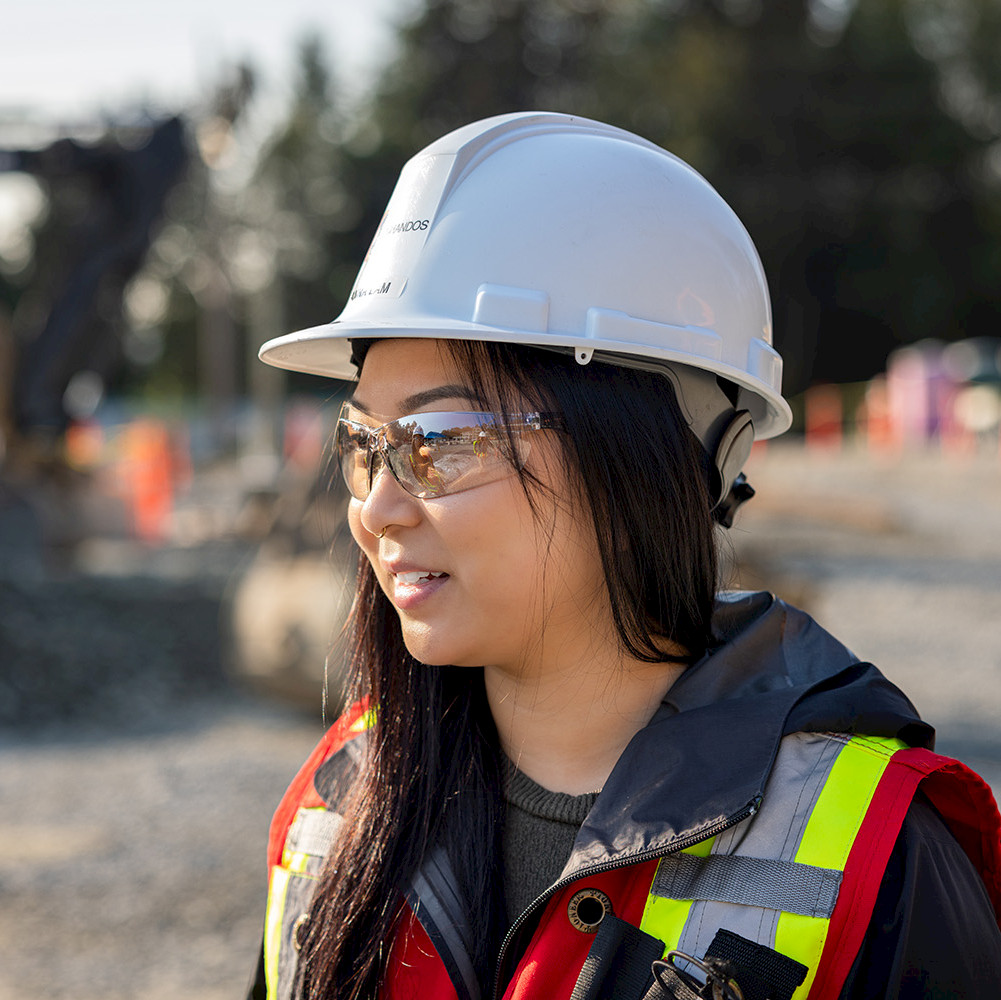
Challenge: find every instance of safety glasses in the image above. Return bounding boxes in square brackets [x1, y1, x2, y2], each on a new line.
[335, 401, 564, 500]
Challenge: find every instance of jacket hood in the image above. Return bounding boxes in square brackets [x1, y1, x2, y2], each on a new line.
[565, 590, 932, 876]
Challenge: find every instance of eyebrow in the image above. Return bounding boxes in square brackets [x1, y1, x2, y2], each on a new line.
[350, 384, 485, 416]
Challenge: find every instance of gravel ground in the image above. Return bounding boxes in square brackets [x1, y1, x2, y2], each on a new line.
[733, 442, 1001, 791]
[0, 697, 323, 1000]
[1, 442, 999, 999]
[0, 525, 326, 1000]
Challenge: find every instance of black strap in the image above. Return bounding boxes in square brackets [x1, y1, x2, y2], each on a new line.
[705, 929, 807, 1000]
[570, 915, 666, 1000]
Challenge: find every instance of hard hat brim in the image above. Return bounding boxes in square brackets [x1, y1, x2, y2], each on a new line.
[259, 320, 793, 440]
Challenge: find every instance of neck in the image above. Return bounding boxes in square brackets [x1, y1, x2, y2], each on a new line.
[484, 631, 686, 796]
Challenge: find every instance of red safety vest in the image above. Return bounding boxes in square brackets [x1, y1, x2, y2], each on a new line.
[261, 703, 1001, 1000]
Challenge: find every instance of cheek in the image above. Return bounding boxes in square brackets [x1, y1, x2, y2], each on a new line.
[530, 490, 607, 614]
[347, 500, 376, 561]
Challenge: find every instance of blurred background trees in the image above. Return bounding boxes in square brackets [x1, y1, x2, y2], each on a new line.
[2, 0, 1000, 461]
[354, 0, 1001, 395]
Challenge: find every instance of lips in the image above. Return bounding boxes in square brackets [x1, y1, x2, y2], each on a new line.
[395, 570, 447, 585]
[385, 565, 451, 610]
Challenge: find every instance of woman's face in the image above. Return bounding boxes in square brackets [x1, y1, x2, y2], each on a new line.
[346, 338, 607, 673]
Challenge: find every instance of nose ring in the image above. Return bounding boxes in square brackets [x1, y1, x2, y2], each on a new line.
[374, 528, 386, 539]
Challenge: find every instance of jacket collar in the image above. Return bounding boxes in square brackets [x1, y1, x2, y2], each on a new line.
[563, 591, 931, 878]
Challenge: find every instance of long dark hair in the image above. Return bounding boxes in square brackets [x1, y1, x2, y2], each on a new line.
[296, 341, 719, 999]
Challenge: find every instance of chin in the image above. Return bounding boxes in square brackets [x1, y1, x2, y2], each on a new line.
[399, 622, 483, 669]
[398, 621, 453, 667]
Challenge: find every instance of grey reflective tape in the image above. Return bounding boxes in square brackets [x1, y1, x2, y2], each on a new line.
[713, 732, 846, 862]
[652, 852, 842, 920]
[668, 733, 852, 962]
[287, 808, 343, 858]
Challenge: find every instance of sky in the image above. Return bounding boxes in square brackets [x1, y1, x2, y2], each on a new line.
[0, 0, 415, 279]
[1, 0, 413, 133]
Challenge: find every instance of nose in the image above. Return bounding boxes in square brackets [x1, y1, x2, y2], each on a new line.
[358, 451, 421, 537]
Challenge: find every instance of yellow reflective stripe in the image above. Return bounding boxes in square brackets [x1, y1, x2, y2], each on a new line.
[777, 735, 906, 999]
[639, 835, 716, 953]
[286, 852, 313, 874]
[349, 708, 376, 733]
[264, 865, 291, 1000]
[776, 912, 827, 999]
[794, 735, 906, 870]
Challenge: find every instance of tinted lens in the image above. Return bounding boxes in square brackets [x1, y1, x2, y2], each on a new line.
[383, 412, 516, 498]
[335, 416, 372, 499]
[336, 405, 543, 500]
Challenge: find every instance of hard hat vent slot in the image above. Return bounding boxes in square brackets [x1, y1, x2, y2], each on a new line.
[585, 308, 723, 363]
[473, 283, 550, 333]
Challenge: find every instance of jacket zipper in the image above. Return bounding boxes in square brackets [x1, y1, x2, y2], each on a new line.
[490, 796, 762, 1000]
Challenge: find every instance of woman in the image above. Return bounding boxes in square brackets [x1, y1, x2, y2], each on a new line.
[251, 113, 1001, 1000]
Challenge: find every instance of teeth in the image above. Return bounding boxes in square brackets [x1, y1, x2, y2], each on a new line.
[396, 570, 446, 585]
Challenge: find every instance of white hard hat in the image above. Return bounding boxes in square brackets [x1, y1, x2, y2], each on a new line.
[260, 112, 792, 513]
